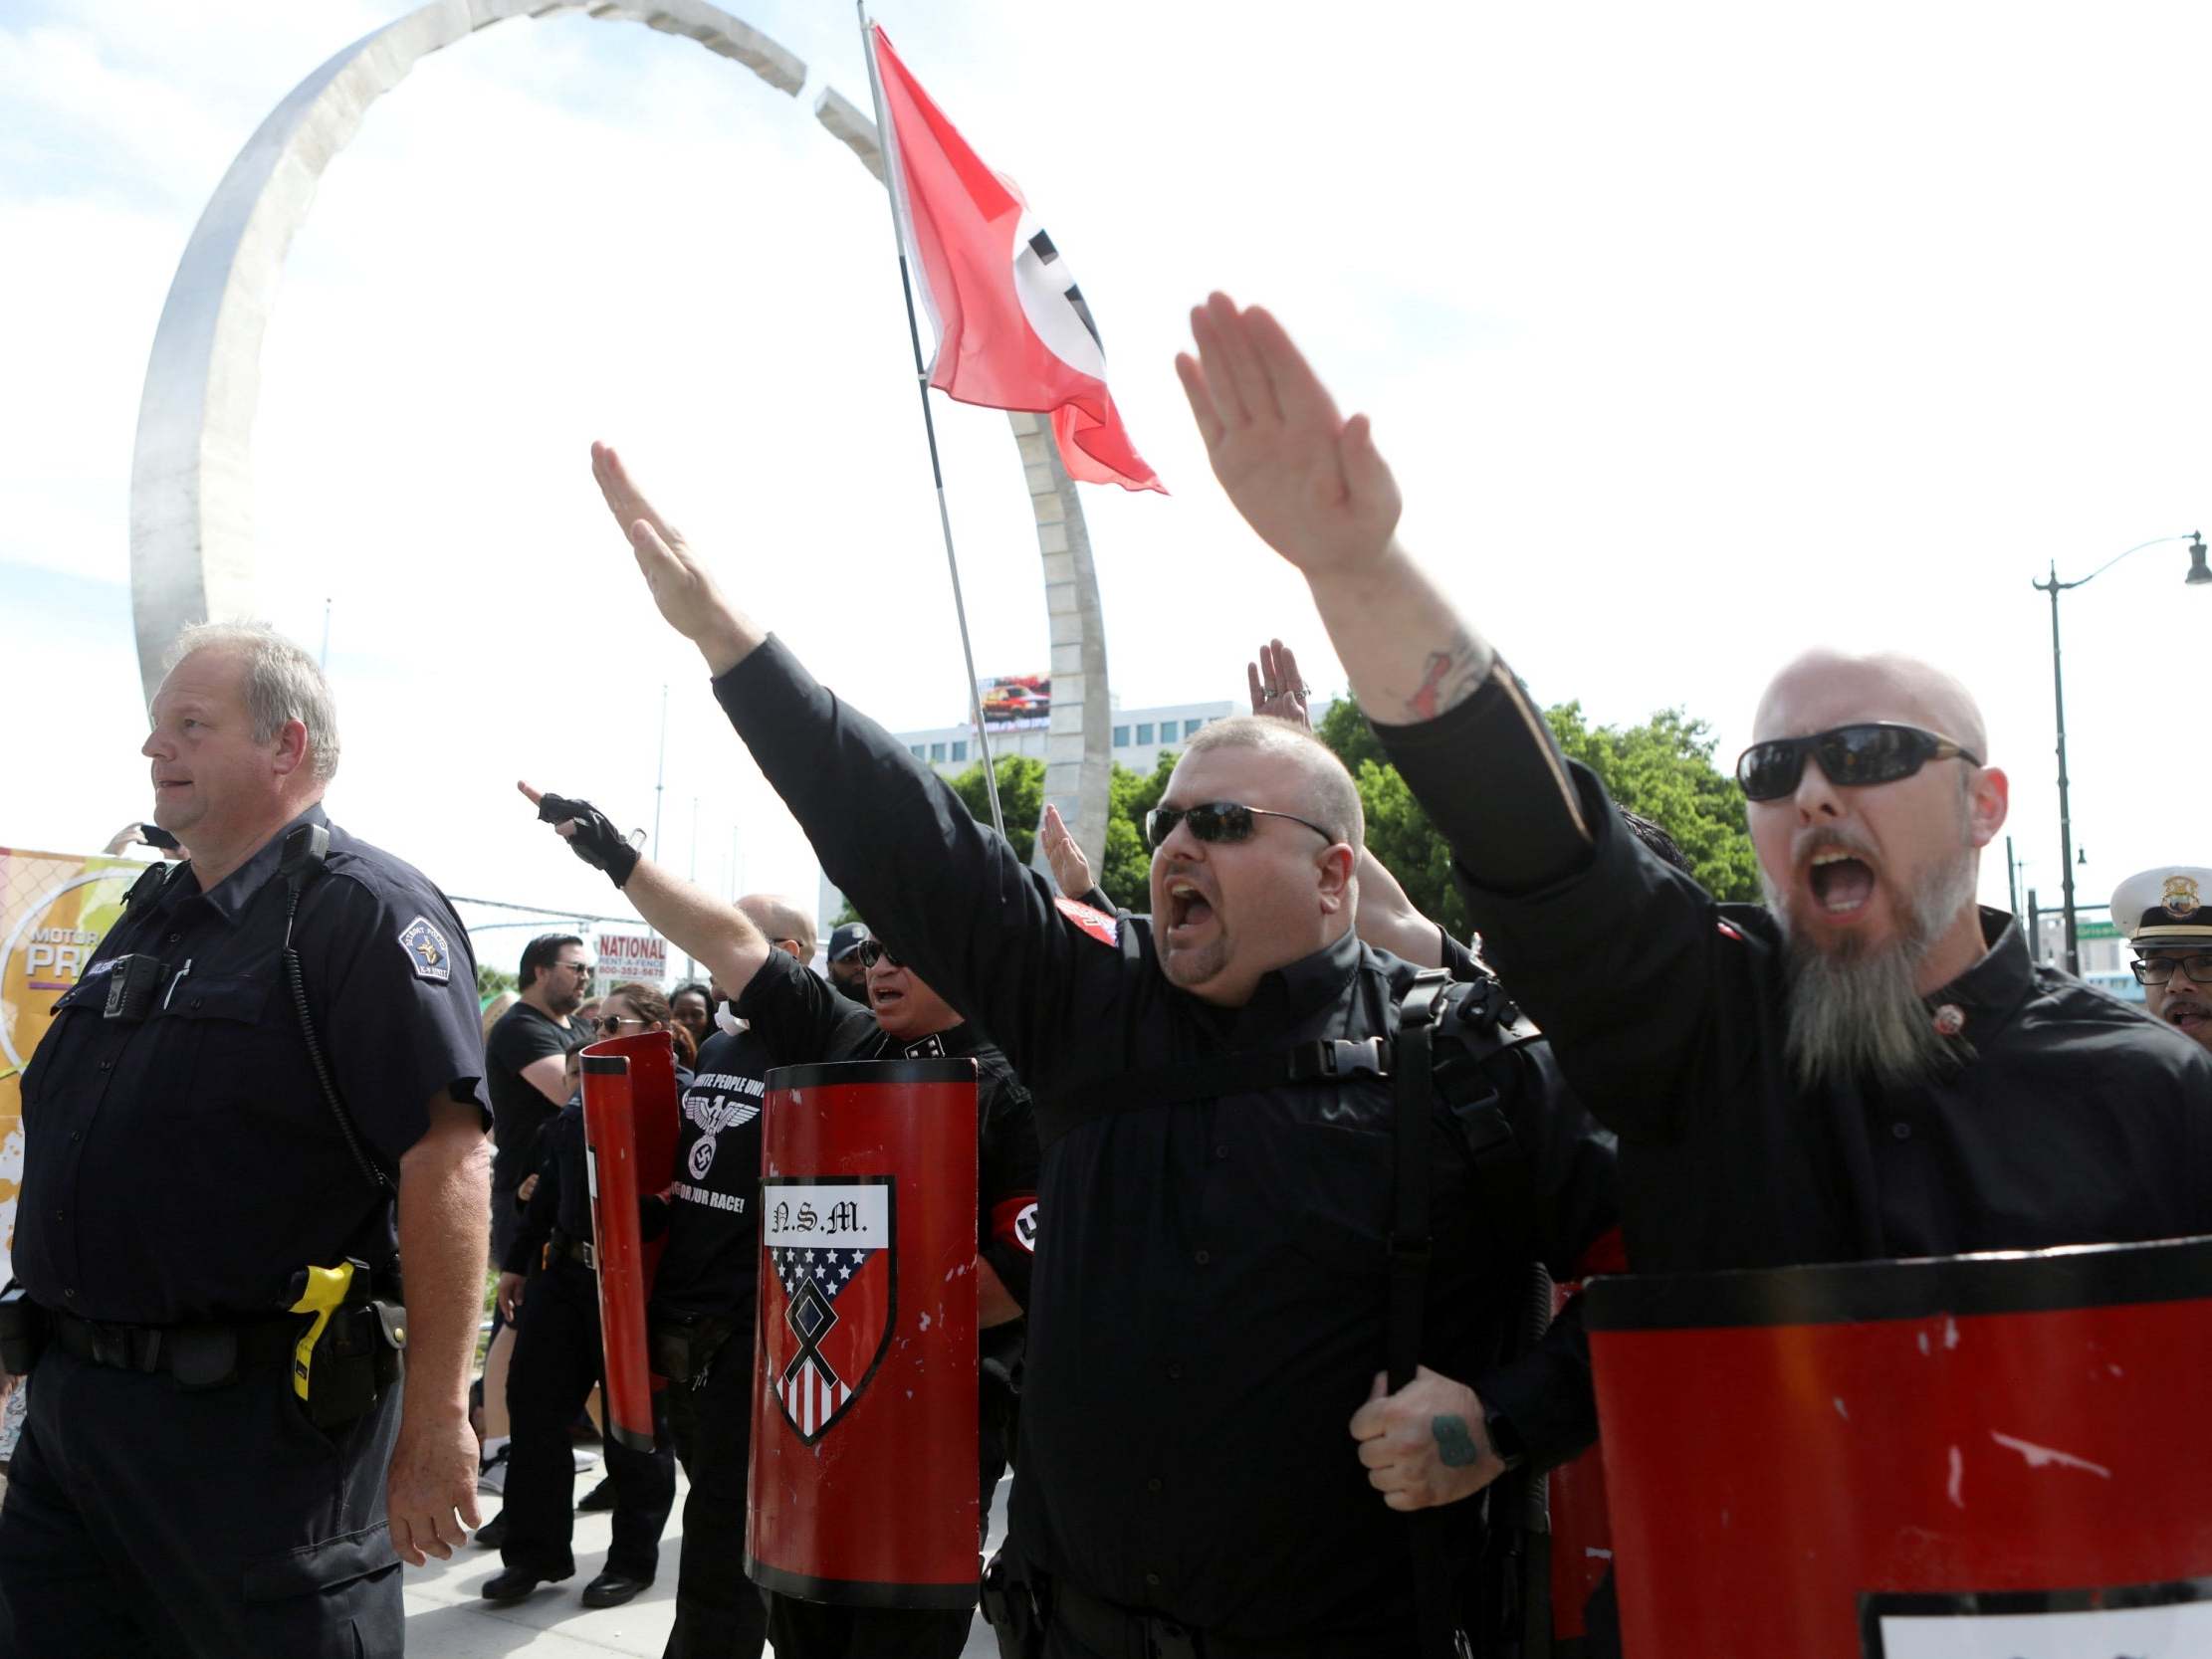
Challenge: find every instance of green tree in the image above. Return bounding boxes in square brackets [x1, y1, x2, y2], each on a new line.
[948, 753, 1049, 866]
[1316, 694, 1758, 937]
[1097, 751, 1179, 911]
[476, 962, 517, 1001]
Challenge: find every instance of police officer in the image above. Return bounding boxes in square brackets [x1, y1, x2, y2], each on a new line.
[1171, 293, 2212, 1276]
[483, 980, 681, 1609]
[522, 787, 1038, 1659]
[2111, 866, 2212, 1053]
[0, 621, 492, 1656]
[572, 443, 1614, 1656]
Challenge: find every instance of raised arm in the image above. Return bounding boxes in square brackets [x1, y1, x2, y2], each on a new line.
[581, 445, 1134, 1089]
[1245, 635, 1444, 966]
[516, 780, 772, 997]
[1179, 298, 1592, 893]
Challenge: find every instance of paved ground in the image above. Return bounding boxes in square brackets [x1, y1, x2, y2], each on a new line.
[402, 1464, 1006, 1657]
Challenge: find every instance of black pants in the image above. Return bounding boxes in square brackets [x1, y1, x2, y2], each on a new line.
[0, 1342, 403, 1658]
[764, 1394, 1008, 1659]
[661, 1321, 769, 1659]
[501, 1260, 676, 1581]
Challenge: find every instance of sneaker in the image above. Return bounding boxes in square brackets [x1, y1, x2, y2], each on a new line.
[571, 1445, 599, 1475]
[478, 1445, 511, 1496]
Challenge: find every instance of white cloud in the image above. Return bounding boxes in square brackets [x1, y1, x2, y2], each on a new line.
[5, 0, 2211, 937]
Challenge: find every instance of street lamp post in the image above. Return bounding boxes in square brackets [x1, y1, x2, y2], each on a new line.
[2031, 530, 2208, 975]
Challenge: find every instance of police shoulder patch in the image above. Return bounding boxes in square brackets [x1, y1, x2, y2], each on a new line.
[1053, 895, 1118, 946]
[398, 916, 452, 983]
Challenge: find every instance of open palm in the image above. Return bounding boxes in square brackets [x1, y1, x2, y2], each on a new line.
[1176, 294, 1403, 578]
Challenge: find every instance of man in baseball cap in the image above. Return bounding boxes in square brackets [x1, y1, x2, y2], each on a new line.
[2111, 866, 2212, 1052]
[825, 922, 871, 1003]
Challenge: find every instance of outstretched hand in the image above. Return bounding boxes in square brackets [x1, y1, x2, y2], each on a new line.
[1175, 295, 1403, 579]
[516, 780, 639, 890]
[1040, 803, 1095, 898]
[1246, 638, 1313, 730]
[589, 442, 756, 674]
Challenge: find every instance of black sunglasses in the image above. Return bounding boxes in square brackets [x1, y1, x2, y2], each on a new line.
[856, 939, 904, 969]
[1145, 801, 1338, 852]
[1735, 723, 1982, 803]
[2131, 953, 2212, 986]
[594, 1014, 646, 1035]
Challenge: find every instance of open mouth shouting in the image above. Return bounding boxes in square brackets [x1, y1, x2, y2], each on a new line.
[1163, 874, 1217, 946]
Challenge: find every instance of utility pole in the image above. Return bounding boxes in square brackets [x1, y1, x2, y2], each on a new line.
[651, 684, 668, 861]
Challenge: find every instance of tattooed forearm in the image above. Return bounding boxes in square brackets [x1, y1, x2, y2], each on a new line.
[1431, 1413, 1486, 1469]
[1401, 630, 1494, 723]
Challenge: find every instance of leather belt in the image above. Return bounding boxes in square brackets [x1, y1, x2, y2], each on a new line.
[50, 1309, 297, 1374]
[550, 1230, 596, 1270]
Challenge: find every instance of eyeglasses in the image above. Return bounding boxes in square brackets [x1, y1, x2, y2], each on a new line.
[1144, 801, 1338, 852]
[2130, 953, 2212, 986]
[594, 1014, 647, 1035]
[558, 960, 594, 976]
[856, 940, 904, 969]
[1734, 724, 1982, 803]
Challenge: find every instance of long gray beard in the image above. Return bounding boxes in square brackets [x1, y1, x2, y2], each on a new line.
[1770, 852, 1980, 1092]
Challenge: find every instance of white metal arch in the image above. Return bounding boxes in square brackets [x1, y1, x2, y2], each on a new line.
[127, 0, 1113, 868]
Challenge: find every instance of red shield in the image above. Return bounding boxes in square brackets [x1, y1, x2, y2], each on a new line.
[761, 1175, 896, 1445]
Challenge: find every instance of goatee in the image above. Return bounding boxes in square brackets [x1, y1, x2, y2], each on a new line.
[1770, 848, 1979, 1091]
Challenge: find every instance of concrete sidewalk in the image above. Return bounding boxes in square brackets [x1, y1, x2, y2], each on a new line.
[402, 1467, 1005, 1657]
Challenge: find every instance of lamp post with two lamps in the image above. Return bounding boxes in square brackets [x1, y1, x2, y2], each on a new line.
[2032, 530, 2210, 975]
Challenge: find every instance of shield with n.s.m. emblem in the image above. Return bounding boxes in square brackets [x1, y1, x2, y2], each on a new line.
[762, 1175, 895, 1445]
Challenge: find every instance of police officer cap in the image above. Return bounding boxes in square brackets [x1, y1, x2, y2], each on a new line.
[2109, 866, 2212, 952]
[827, 922, 871, 962]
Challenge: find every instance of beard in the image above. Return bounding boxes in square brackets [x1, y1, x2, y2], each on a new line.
[1767, 843, 1980, 1092]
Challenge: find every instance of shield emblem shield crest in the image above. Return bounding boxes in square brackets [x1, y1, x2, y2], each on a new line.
[762, 1175, 896, 1445]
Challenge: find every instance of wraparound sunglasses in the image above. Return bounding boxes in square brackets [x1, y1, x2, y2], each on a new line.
[1735, 723, 1982, 803]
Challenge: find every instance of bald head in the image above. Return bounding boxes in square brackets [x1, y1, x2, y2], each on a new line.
[1180, 716, 1364, 848]
[739, 894, 817, 958]
[1755, 650, 1987, 758]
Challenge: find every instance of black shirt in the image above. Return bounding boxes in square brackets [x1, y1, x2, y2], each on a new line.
[16, 804, 489, 1323]
[650, 1024, 774, 1321]
[485, 1001, 587, 1196]
[1375, 683, 2212, 1273]
[736, 948, 1041, 1316]
[711, 638, 1615, 1639]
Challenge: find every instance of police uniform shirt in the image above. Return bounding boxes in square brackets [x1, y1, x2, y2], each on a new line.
[736, 948, 1041, 1314]
[650, 1023, 774, 1321]
[16, 804, 489, 1324]
[1371, 680, 2212, 1274]
[712, 638, 1617, 1640]
[485, 1001, 589, 1197]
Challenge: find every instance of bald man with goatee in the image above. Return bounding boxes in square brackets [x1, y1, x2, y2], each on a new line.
[1179, 291, 2212, 1275]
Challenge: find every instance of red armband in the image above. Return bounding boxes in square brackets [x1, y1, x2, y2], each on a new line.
[991, 1196, 1039, 1254]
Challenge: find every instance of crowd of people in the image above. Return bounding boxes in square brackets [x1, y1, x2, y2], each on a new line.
[1, 293, 2206, 1659]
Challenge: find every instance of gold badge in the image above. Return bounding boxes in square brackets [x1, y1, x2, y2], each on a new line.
[2163, 874, 2202, 921]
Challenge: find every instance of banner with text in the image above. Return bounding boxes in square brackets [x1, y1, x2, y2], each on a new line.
[0, 847, 150, 1286]
[595, 931, 669, 994]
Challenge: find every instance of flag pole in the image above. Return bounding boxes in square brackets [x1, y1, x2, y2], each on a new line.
[855, 2, 1006, 840]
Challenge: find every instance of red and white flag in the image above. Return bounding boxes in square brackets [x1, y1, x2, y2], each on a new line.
[869, 25, 1163, 494]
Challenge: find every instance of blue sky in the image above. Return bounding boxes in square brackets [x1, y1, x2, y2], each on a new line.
[5, 0, 2210, 944]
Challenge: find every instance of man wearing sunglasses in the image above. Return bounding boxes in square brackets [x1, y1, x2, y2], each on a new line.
[520, 783, 1039, 1659]
[2111, 866, 2212, 1053]
[1172, 292, 2212, 1284]
[578, 434, 1616, 1659]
